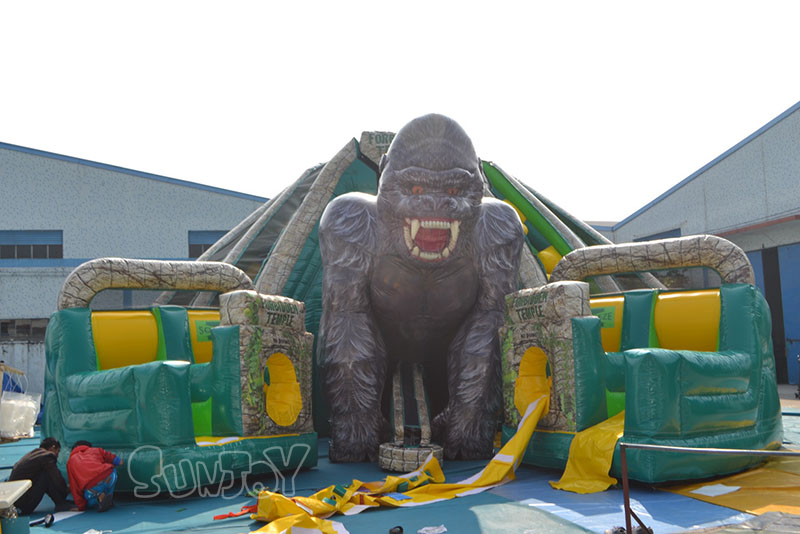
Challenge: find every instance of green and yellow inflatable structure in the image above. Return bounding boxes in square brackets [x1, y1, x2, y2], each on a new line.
[42, 128, 784, 503]
[44, 258, 318, 493]
[501, 235, 783, 487]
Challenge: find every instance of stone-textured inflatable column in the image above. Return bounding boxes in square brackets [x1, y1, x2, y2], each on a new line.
[220, 290, 314, 436]
[550, 234, 755, 286]
[499, 281, 593, 433]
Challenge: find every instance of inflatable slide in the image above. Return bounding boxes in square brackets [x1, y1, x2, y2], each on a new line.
[44, 259, 318, 493]
[170, 130, 664, 436]
[501, 235, 783, 484]
[44, 119, 783, 506]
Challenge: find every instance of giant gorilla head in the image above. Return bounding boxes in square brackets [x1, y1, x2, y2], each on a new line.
[376, 114, 486, 262]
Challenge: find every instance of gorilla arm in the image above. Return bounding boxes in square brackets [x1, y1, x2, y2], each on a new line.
[318, 193, 388, 462]
[436, 198, 524, 459]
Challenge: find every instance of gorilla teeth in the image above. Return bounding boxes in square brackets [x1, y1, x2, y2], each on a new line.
[403, 218, 461, 260]
[448, 221, 460, 252]
[403, 226, 414, 250]
[420, 220, 451, 229]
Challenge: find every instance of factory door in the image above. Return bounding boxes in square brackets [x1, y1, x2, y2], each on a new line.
[779, 243, 800, 385]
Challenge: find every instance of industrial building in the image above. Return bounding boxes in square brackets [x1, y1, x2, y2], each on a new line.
[0, 142, 266, 393]
[3, 99, 799, 393]
[600, 100, 800, 384]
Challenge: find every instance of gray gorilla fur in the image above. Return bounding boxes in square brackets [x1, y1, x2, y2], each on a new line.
[319, 114, 523, 462]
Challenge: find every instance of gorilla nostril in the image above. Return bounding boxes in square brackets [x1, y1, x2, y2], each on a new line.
[435, 198, 458, 212]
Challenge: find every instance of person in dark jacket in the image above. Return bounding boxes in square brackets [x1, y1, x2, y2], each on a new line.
[8, 437, 72, 515]
[66, 441, 122, 512]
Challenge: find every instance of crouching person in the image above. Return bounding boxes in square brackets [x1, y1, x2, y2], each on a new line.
[67, 441, 123, 512]
[9, 437, 72, 514]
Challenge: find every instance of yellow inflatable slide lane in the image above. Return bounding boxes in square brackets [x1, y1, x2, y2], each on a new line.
[550, 411, 625, 494]
[246, 395, 550, 534]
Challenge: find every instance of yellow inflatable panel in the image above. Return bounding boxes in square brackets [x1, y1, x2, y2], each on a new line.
[514, 346, 551, 417]
[589, 295, 624, 352]
[502, 199, 528, 235]
[537, 245, 562, 275]
[655, 289, 720, 351]
[194, 434, 298, 447]
[91, 311, 159, 370]
[264, 352, 303, 427]
[187, 310, 221, 364]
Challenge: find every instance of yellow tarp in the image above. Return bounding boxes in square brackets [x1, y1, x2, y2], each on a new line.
[246, 341, 555, 533]
[550, 410, 625, 494]
[250, 395, 549, 533]
[665, 453, 800, 515]
[255, 514, 350, 534]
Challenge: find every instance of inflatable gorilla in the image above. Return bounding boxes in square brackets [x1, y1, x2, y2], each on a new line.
[319, 114, 524, 462]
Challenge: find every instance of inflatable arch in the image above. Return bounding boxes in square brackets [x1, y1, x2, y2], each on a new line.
[501, 235, 783, 483]
[44, 258, 317, 492]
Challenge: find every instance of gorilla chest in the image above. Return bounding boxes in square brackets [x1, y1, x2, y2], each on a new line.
[369, 255, 479, 344]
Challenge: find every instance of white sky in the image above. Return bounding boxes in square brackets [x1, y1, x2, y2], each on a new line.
[2, 1, 799, 222]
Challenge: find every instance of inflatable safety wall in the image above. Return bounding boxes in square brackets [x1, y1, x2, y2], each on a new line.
[501, 236, 783, 483]
[44, 259, 317, 493]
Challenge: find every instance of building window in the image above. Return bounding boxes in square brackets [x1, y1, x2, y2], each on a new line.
[633, 228, 681, 242]
[188, 230, 227, 259]
[0, 231, 63, 259]
[0, 319, 49, 341]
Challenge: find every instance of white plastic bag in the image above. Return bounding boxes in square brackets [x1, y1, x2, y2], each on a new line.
[0, 390, 41, 439]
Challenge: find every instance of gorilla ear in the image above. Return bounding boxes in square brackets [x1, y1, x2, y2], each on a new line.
[378, 153, 388, 176]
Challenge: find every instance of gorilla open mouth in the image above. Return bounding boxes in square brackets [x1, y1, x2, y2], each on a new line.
[403, 218, 460, 261]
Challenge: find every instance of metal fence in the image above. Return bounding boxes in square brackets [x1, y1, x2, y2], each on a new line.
[619, 442, 800, 534]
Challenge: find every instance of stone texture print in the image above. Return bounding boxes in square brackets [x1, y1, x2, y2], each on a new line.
[551, 234, 755, 286]
[221, 290, 314, 436]
[58, 257, 254, 310]
[500, 281, 592, 433]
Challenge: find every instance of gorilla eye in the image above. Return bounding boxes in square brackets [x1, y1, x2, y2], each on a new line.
[447, 187, 459, 195]
[411, 185, 424, 194]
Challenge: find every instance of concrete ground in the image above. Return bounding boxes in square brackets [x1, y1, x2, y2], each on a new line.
[684, 511, 800, 533]
[778, 383, 800, 410]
